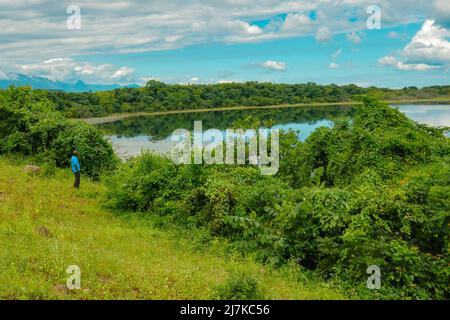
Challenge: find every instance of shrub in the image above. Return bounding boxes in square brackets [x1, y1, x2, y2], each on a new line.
[210, 272, 266, 300]
[105, 97, 449, 299]
[0, 86, 117, 178]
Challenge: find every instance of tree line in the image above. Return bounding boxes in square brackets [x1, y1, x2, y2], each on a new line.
[3, 81, 447, 118]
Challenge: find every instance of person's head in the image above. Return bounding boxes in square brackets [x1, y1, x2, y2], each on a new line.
[73, 150, 80, 157]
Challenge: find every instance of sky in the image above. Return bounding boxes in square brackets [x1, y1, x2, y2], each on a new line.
[0, 0, 449, 88]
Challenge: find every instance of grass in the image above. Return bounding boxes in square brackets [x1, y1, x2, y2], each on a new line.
[0, 157, 345, 300]
[71, 97, 450, 125]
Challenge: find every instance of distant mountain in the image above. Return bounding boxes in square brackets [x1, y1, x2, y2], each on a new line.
[0, 73, 140, 92]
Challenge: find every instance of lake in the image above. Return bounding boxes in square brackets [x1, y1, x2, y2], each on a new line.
[95, 104, 450, 158]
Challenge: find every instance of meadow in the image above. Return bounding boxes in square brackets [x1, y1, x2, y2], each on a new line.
[0, 156, 345, 299]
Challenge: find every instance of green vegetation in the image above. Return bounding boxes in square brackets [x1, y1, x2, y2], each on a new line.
[0, 87, 117, 178]
[105, 98, 450, 299]
[2, 81, 448, 118]
[95, 105, 357, 139]
[0, 157, 344, 299]
[0, 86, 448, 300]
[210, 272, 266, 300]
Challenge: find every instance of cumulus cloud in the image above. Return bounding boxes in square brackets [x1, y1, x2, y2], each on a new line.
[259, 60, 287, 71]
[281, 13, 314, 33]
[0, 0, 449, 78]
[378, 56, 439, 71]
[402, 20, 450, 65]
[15, 58, 137, 84]
[379, 19, 450, 71]
[315, 26, 331, 42]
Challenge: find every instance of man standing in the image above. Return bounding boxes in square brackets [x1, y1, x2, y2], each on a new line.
[71, 151, 81, 189]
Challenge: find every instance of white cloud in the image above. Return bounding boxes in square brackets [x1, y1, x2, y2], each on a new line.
[387, 31, 400, 39]
[44, 58, 66, 64]
[0, 69, 9, 79]
[346, 31, 362, 44]
[329, 62, 339, 69]
[402, 20, 450, 65]
[379, 20, 450, 71]
[332, 48, 342, 59]
[315, 26, 331, 42]
[386, 31, 408, 40]
[188, 77, 200, 83]
[15, 58, 137, 84]
[0, 0, 449, 74]
[217, 79, 241, 84]
[433, 0, 450, 26]
[281, 13, 313, 33]
[192, 18, 263, 36]
[378, 56, 440, 71]
[165, 35, 182, 43]
[434, 0, 450, 13]
[260, 60, 287, 71]
[112, 67, 135, 79]
[329, 48, 342, 69]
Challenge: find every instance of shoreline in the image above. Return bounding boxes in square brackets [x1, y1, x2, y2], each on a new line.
[70, 98, 450, 125]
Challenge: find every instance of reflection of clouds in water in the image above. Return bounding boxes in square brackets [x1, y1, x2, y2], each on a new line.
[109, 120, 335, 157]
[274, 120, 334, 141]
[396, 105, 450, 127]
[104, 105, 450, 157]
[107, 135, 176, 159]
[397, 105, 450, 113]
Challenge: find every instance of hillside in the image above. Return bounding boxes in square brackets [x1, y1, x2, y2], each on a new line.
[0, 157, 345, 299]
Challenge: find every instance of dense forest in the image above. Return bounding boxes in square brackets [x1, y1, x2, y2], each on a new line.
[1, 81, 448, 118]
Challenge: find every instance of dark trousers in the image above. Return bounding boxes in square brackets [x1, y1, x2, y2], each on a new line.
[74, 172, 80, 189]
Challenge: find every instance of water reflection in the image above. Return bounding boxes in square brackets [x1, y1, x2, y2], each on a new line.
[96, 104, 449, 158]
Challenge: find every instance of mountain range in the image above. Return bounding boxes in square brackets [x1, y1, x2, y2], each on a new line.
[0, 73, 140, 92]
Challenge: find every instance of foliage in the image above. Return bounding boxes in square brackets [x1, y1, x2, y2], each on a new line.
[105, 98, 450, 299]
[96, 105, 356, 140]
[3, 82, 447, 118]
[0, 86, 117, 178]
[210, 272, 266, 300]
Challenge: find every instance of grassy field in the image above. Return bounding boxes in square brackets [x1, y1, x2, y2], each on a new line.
[72, 97, 450, 125]
[0, 157, 345, 300]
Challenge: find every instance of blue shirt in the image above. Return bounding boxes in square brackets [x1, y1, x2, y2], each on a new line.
[71, 155, 80, 173]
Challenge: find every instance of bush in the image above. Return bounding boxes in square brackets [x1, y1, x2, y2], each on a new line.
[280, 98, 450, 188]
[210, 272, 266, 300]
[105, 97, 449, 299]
[0, 86, 117, 178]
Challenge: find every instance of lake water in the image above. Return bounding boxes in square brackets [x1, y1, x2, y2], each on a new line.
[95, 104, 450, 158]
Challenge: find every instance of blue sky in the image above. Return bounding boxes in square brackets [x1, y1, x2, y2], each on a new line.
[0, 0, 449, 88]
[84, 22, 442, 88]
